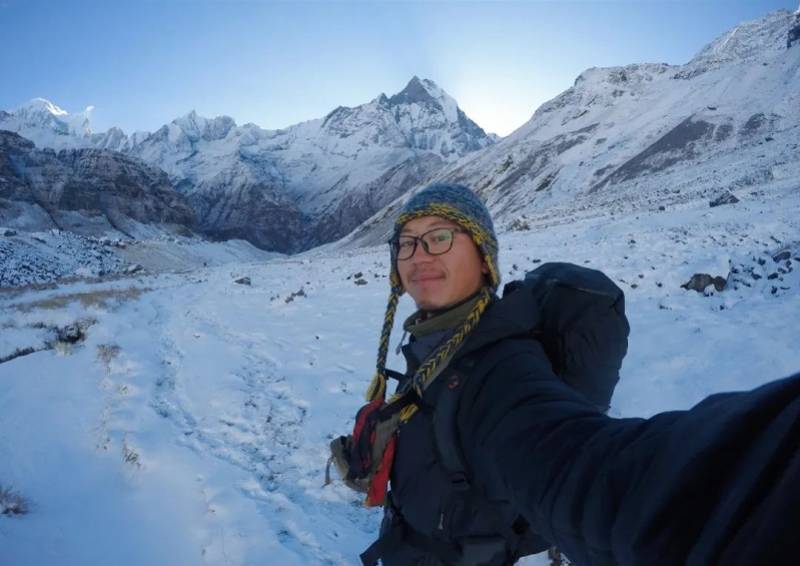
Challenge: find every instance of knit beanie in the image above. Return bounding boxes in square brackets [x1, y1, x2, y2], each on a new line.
[366, 183, 500, 403]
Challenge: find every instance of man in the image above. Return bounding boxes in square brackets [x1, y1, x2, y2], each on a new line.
[354, 183, 800, 565]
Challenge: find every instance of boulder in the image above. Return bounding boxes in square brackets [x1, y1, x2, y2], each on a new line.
[709, 192, 739, 208]
[772, 250, 791, 262]
[681, 273, 727, 293]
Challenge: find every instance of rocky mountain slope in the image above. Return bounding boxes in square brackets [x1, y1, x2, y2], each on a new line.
[1, 78, 492, 252]
[340, 9, 800, 248]
[0, 130, 195, 238]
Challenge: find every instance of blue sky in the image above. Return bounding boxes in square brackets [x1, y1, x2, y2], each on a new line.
[0, 0, 796, 136]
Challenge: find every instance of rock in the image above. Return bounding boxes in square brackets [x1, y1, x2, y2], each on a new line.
[681, 273, 727, 293]
[709, 192, 739, 208]
[234, 276, 251, 286]
[772, 250, 791, 262]
[0, 131, 196, 235]
[509, 218, 531, 231]
[788, 14, 800, 48]
[1, 227, 17, 237]
[99, 237, 126, 248]
[283, 287, 305, 301]
[354, 278, 368, 286]
[57, 324, 84, 344]
[125, 264, 144, 275]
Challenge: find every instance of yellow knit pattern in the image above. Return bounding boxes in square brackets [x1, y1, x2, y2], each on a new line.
[365, 285, 402, 402]
[409, 286, 491, 394]
[367, 286, 492, 422]
[393, 286, 492, 422]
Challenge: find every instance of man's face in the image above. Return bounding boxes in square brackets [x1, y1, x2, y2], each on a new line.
[396, 215, 488, 311]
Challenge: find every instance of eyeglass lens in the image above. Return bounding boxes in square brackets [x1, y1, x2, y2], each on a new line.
[395, 228, 455, 260]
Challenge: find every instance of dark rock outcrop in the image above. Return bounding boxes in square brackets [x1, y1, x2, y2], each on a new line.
[0, 130, 195, 236]
[788, 12, 800, 48]
[682, 273, 727, 293]
[310, 153, 443, 246]
[593, 117, 716, 190]
[709, 191, 740, 207]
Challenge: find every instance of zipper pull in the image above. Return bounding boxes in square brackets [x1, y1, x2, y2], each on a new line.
[438, 511, 444, 531]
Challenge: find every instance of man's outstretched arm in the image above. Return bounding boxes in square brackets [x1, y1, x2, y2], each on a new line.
[460, 348, 800, 565]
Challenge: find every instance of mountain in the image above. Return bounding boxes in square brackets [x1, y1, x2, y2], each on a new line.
[0, 130, 195, 238]
[0, 98, 94, 151]
[0, 78, 493, 252]
[2, 165, 799, 562]
[341, 9, 800, 248]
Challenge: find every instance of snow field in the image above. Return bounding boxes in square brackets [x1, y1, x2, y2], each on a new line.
[1, 186, 799, 565]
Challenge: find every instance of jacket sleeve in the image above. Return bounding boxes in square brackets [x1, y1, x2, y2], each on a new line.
[457, 341, 800, 566]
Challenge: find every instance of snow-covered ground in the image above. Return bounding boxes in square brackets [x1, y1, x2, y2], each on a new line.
[1, 182, 799, 565]
[0, 230, 280, 289]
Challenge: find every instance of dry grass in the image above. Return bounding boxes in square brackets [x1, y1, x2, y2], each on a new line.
[11, 287, 151, 313]
[96, 343, 122, 373]
[122, 438, 141, 469]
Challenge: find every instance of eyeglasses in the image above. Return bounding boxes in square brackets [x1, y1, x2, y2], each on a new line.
[390, 227, 469, 261]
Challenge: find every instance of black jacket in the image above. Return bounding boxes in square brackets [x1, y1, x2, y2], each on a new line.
[383, 288, 800, 565]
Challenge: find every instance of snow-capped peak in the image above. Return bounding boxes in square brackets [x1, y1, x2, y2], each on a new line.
[0, 97, 94, 148]
[15, 98, 94, 134]
[171, 110, 237, 142]
[388, 76, 459, 123]
[20, 97, 69, 117]
[692, 9, 795, 63]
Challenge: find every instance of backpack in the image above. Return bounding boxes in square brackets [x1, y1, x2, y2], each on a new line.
[432, 260, 629, 498]
[332, 262, 630, 565]
[504, 261, 629, 409]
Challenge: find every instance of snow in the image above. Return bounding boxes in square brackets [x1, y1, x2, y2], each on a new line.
[419, 78, 459, 123]
[0, 231, 280, 289]
[0, 77, 492, 220]
[1, 98, 95, 149]
[1, 187, 798, 564]
[23, 98, 69, 117]
[1, 9, 799, 564]
[367, 8, 800, 243]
